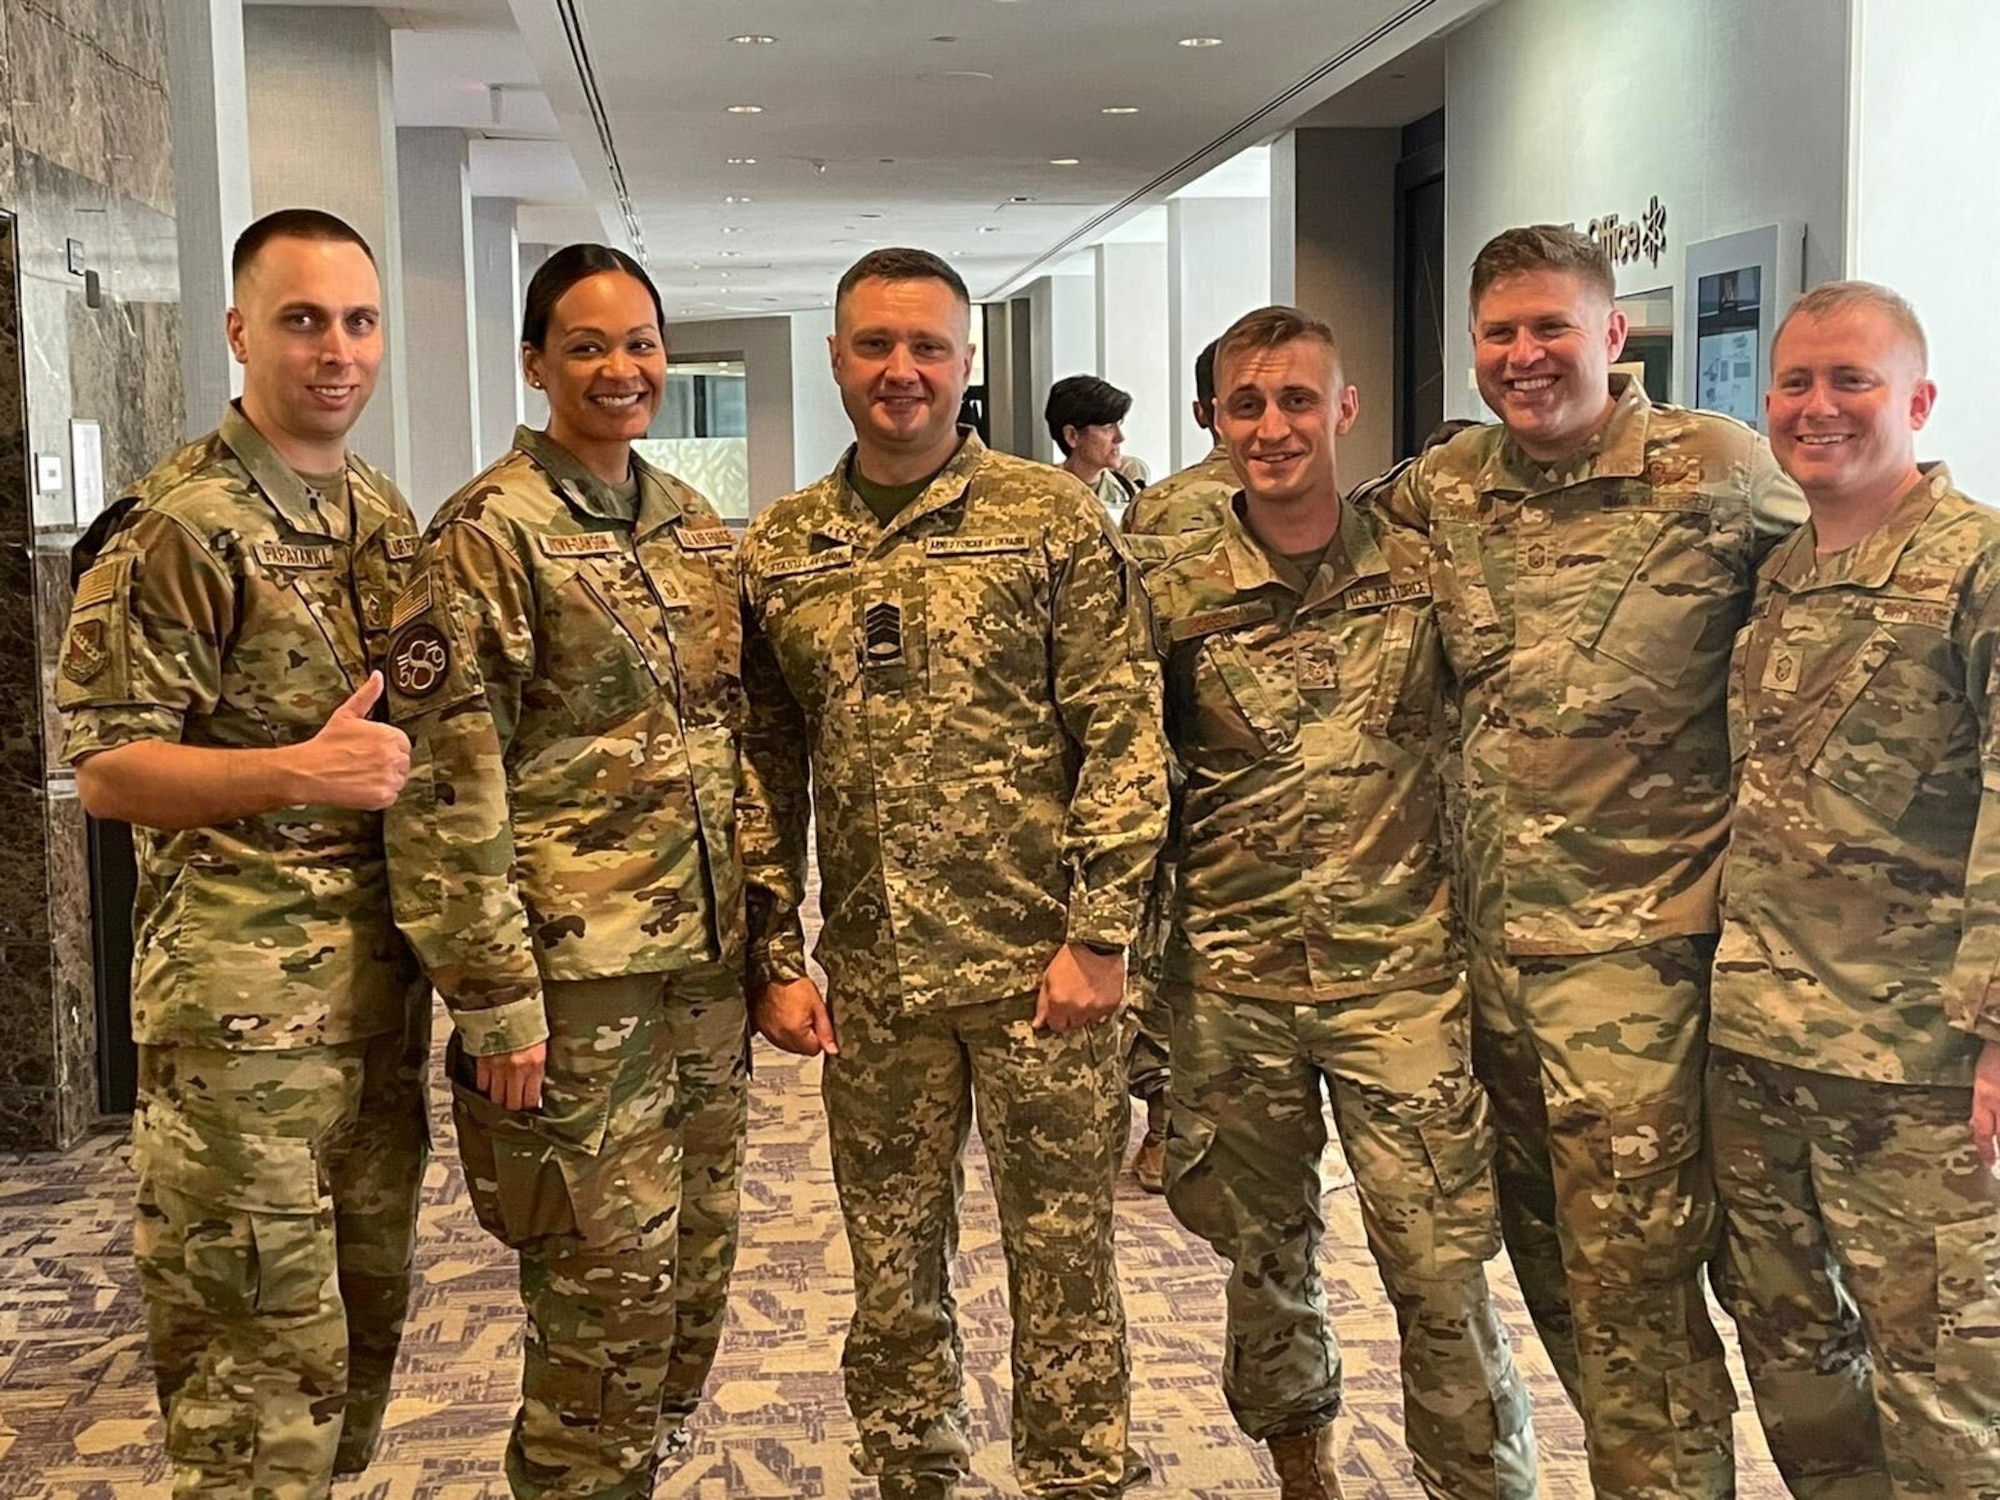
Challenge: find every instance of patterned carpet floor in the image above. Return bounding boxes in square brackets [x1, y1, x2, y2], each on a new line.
[0, 1033, 1792, 1499]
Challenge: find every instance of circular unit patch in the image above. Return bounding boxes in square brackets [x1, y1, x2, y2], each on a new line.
[391, 623, 450, 698]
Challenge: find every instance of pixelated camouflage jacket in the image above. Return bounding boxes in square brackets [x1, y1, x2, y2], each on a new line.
[57, 403, 424, 1049]
[1383, 376, 1804, 956]
[385, 427, 743, 1057]
[1121, 440, 1238, 538]
[1148, 485, 1455, 1002]
[1714, 465, 2000, 1086]
[738, 429, 1168, 1007]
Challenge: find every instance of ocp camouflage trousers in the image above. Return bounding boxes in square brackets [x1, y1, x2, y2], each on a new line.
[1163, 976, 1537, 1500]
[449, 963, 742, 1500]
[1710, 1047, 2000, 1500]
[822, 987, 1142, 1499]
[1470, 937, 1736, 1500]
[133, 1013, 428, 1500]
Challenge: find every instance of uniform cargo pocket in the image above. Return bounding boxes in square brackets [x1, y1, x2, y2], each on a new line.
[1576, 1087, 1715, 1285]
[1935, 1212, 2000, 1423]
[1160, 1109, 1235, 1249]
[1665, 1354, 1739, 1486]
[1415, 1083, 1503, 1269]
[133, 1099, 334, 1316]
[448, 1048, 577, 1248]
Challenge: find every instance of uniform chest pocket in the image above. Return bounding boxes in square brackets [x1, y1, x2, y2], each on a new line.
[1430, 519, 1510, 678]
[923, 542, 1049, 686]
[1573, 504, 1736, 688]
[641, 544, 744, 728]
[1798, 624, 1965, 826]
[1191, 633, 1297, 759]
[234, 566, 359, 742]
[1356, 602, 1438, 741]
[542, 557, 668, 729]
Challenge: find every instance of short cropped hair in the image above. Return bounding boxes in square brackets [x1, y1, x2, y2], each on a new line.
[1044, 375, 1132, 455]
[1469, 224, 1615, 312]
[1776, 280, 1930, 374]
[1195, 339, 1220, 410]
[836, 247, 970, 312]
[232, 208, 374, 285]
[1213, 306, 1342, 392]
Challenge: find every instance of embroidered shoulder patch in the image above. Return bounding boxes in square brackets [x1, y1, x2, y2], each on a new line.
[538, 531, 625, 559]
[389, 575, 435, 632]
[390, 623, 450, 698]
[72, 556, 130, 611]
[62, 619, 108, 683]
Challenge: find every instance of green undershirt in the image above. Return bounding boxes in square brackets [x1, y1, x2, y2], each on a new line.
[849, 455, 952, 528]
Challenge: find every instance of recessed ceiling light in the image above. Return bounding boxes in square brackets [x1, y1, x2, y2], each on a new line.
[977, 226, 998, 234]
[679, 307, 695, 315]
[724, 195, 751, 203]
[1100, 105, 1139, 115]
[1178, 36, 1223, 48]
[726, 156, 757, 165]
[1008, 195, 1034, 203]
[726, 104, 763, 114]
[718, 250, 741, 258]
[1049, 157, 1079, 166]
[859, 212, 883, 219]
[729, 34, 776, 44]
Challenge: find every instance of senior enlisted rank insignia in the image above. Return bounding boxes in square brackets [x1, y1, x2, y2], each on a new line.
[863, 599, 904, 668]
[62, 619, 107, 683]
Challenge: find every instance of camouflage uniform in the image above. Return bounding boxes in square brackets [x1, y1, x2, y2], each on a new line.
[738, 430, 1167, 1499]
[1384, 374, 1803, 1498]
[384, 427, 748, 1499]
[1117, 442, 1239, 1114]
[55, 403, 430, 1498]
[1148, 495, 1535, 1497]
[1710, 464, 2000, 1498]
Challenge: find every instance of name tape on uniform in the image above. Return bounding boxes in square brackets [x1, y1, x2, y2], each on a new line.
[675, 526, 735, 552]
[1168, 599, 1277, 643]
[538, 531, 625, 559]
[254, 542, 336, 569]
[1871, 598, 1954, 630]
[72, 556, 130, 611]
[925, 534, 1031, 558]
[765, 547, 854, 581]
[385, 535, 421, 561]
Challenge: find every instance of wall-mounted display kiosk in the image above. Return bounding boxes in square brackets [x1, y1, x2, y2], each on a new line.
[1681, 223, 1805, 433]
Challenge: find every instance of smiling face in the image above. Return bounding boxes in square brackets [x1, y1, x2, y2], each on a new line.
[226, 235, 383, 462]
[1472, 268, 1627, 463]
[522, 270, 666, 457]
[829, 275, 974, 477]
[1767, 301, 1934, 512]
[1215, 336, 1356, 514]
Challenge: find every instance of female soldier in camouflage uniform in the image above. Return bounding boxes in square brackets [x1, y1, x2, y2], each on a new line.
[384, 245, 749, 1499]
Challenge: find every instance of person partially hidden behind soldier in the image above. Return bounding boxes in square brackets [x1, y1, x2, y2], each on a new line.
[57, 208, 429, 1498]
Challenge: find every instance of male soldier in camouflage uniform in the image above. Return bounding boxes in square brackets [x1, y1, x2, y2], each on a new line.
[1150, 306, 1535, 1500]
[57, 209, 428, 1498]
[1710, 282, 2000, 1500]
[385, 246, 747, 1499]
[738, 247, 1167, 1500]
[1116, 337, 1233, 1191]
[1381, 224, 1803, 1499]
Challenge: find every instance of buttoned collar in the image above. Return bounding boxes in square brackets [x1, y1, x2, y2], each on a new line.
[1211, 488, 1386, 615]
[514, 424, 686, 538]
[1475, 373, 1651, 498]
[1767, 463, 1955, 594]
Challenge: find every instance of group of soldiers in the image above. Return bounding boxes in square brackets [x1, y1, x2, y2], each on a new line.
[57, 201, 2000, 1500]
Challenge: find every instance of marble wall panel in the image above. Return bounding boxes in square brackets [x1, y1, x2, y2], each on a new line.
[0, 0, 178, 1150]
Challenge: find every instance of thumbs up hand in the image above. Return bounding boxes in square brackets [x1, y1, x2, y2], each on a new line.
[289, 670, 412, 810]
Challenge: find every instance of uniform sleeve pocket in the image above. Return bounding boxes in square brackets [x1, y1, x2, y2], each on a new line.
[1947, 921, 2000, 1041]
[1417, 1082, 1498, 1199]
[56, 555, 137, 708]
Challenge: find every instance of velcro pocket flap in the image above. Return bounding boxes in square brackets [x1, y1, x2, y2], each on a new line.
[1605, 1090, 1703, 1181]
[133, 1096, 323, 1215]
[1417, 1084, 1497, 1199]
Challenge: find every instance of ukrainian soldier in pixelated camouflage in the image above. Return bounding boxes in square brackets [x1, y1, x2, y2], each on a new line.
[1710, 460, 2000, 1498]
[1383, 370, 1805, 1498]
[385, 425, 748, 1498]
[57, 402, 430, 1495]
[739, 428, 1168, 1498]
[1121, 437, 1237, 537]
[1149, 487, 1536, 1499]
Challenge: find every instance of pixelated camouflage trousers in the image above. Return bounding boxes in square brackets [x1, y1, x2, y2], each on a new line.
[132, 1011, 429, 1500]
[1470, 937, 1736, 1500]
[1710, 1047, 2000, 1500]
[1123, 979, 1171, 1102]
[822, 986, 1144, 1499]
[449, 962, 744, 1500]
[1163, 976, 1537, 1498]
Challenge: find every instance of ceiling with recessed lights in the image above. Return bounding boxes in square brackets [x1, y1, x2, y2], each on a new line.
[265, 0, 1485, 319]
